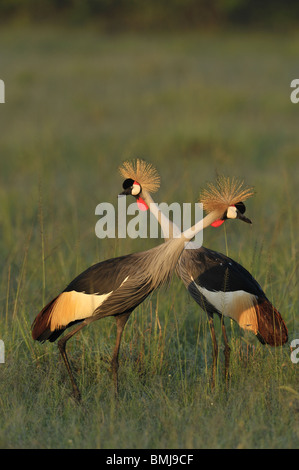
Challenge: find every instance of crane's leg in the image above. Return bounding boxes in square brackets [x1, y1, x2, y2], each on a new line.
[111, 312, 130, 397]
[220, 317, 230, 383]
[208, 315, 218, 390]
[58, 321, 88, 402]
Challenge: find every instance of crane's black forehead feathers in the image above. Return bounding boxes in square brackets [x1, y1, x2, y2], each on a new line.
[122, 178, 135, 190]
[235, 201, 246, 214]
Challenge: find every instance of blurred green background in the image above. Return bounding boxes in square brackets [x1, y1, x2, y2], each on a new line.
[1, 0, 299, 30]
[0, 0, 299, 449]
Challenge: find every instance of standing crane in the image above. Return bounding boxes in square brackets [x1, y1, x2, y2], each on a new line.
[119, 159, 288, 384]
[31, 175, 241, 401]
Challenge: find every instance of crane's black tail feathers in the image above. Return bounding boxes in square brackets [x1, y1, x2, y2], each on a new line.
[31, 296, 68, 343]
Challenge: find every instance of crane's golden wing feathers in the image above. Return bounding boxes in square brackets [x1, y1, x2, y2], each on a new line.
[119, 158, 161, 193]
[199, 176, 254, 214]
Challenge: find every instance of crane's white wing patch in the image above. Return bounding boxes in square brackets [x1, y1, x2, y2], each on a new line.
[50, 290, 113, 330]
[49, 276, 131, 330]
[192, 278, 259, 333]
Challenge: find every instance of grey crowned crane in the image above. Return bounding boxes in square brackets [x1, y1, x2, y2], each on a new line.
[119, 159, 288, 383]
[31, 175, 236, 401]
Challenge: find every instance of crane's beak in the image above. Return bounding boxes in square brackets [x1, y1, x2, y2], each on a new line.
[119, 188, 131, 196]
[236, 210, 252, 224]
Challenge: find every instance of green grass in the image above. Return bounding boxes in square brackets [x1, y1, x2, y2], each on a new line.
[0, 26, 299, 449]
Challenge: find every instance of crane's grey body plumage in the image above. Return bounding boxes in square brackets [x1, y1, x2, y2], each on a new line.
[32, 236, 185, 343]
[176, 242, 287, 346]
[90, 237, 185, 319]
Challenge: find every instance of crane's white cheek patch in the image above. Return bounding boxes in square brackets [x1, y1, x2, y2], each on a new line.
[50, 290, 112, 330]
[227, 206, 237, 219]
[193, 282, 258, 334]
[132, 184, 141, 196]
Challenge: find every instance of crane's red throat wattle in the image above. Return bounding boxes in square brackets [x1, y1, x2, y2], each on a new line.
[211, 219, 225, 227]
[137, 196, 149, 211]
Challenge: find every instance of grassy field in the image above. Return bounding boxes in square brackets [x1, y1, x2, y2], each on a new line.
[0, 26, 299, 449]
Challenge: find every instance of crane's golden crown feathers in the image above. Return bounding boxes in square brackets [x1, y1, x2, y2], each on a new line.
[119, 159, 161, 194]
[199, 176, 254, 214]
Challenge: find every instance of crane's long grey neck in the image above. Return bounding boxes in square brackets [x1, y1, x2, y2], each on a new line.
[138, 191, 221, 291]
[140, 190, 181, 240]
[141, 190, 217, 248]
